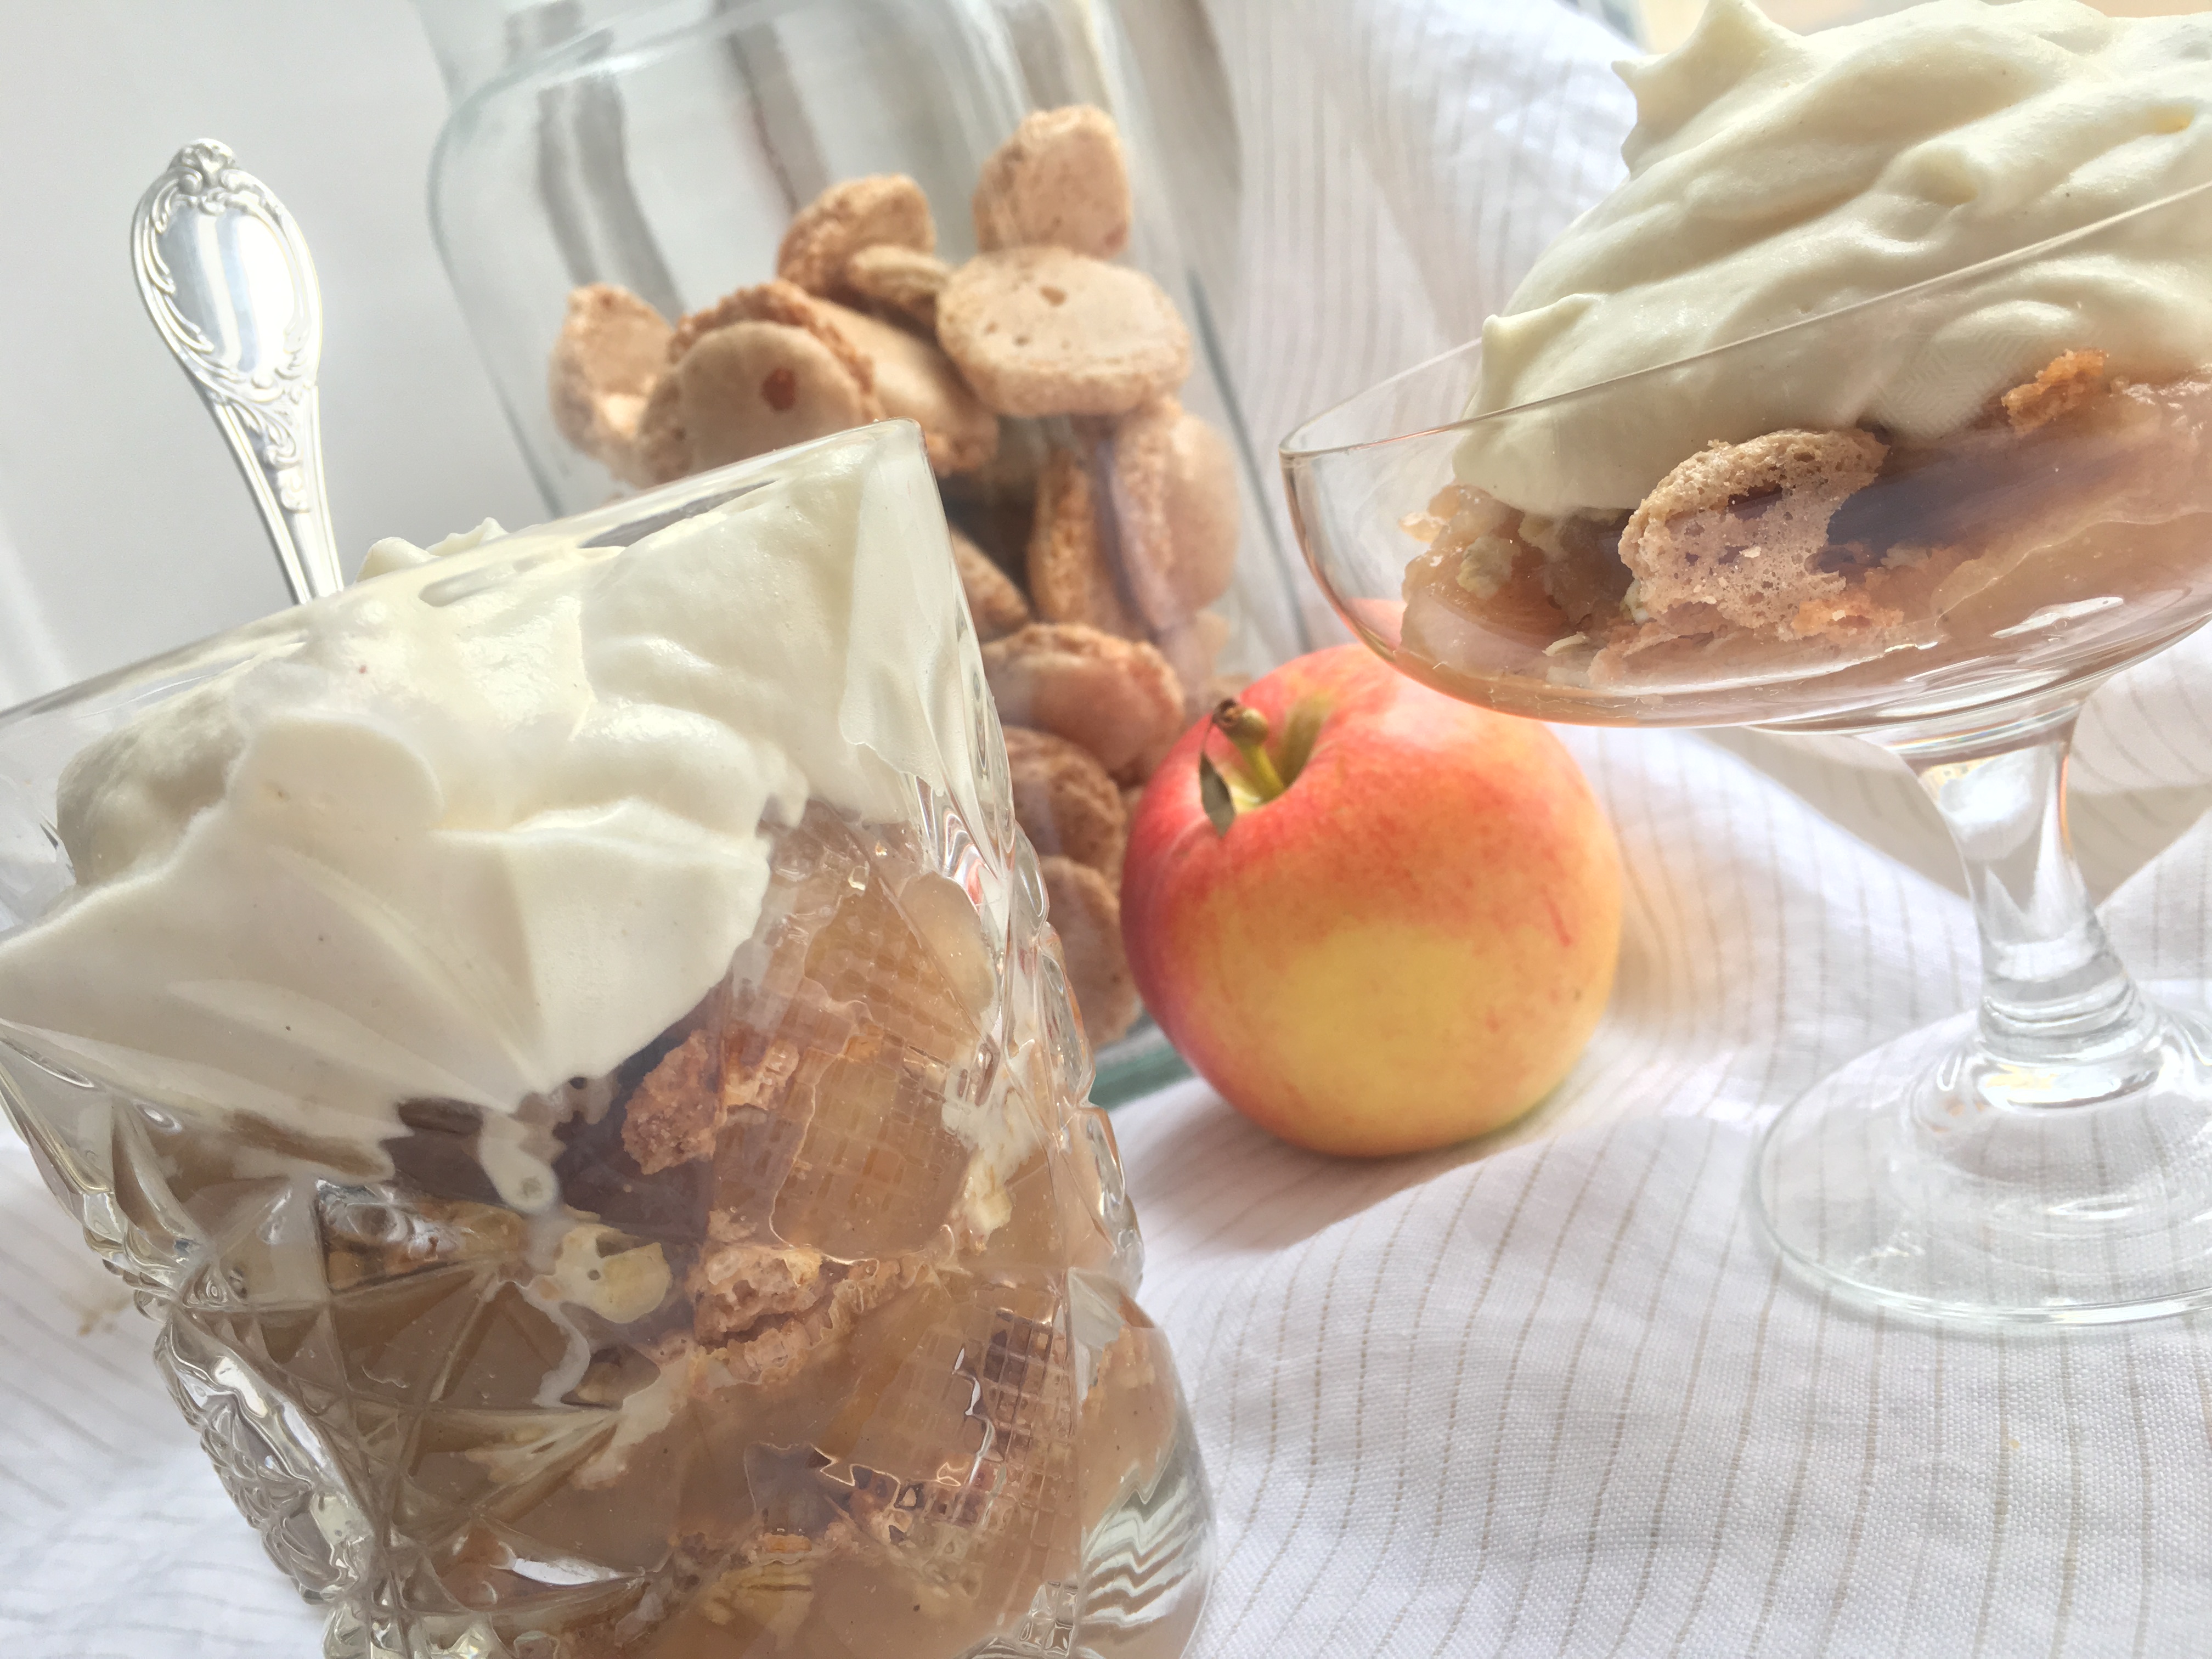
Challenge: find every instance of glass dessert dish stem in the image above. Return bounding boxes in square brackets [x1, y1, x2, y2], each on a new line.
[1893, 703, 2161, 1090]
[1753, 697, 2212, 1325]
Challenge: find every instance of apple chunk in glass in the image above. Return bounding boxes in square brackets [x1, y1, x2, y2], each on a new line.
[0, 425, 1211, 1658]
[1284, 180, 2212, 1325]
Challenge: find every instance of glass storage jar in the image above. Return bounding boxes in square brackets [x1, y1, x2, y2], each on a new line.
[413, 0, 1310, 1097]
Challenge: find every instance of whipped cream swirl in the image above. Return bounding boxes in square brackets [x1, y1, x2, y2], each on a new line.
[0, 427, 977, 1195]
[1460, 0, 2212, 516]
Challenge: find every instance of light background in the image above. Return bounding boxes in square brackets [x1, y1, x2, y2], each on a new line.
[0, 3, 539, 708]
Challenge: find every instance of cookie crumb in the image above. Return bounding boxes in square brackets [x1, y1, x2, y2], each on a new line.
[622, 1031, 719, 1173]
[2001, 348, 2108, 433]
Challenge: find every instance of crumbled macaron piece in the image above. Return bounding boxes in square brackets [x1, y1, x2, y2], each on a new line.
[547, 1224, 673, 1325]
[1619, 428, 1888, 635]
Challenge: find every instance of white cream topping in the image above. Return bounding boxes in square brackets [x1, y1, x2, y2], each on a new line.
[1459, 0, 2212, 516]
[0, 427, 984, 1182]
[357, 517, 509, 580]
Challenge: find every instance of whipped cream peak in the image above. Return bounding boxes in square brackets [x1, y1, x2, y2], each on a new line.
[357, 517, 509, 581]
[1461, 0, 2212, 516]
[0, 426, 983, 1175]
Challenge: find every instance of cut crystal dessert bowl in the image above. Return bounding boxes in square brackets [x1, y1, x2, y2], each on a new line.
[0, 425, 1210, 1658]
[1285, 179, 2212, 1325]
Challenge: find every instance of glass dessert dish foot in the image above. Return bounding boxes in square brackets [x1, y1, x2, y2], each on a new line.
[1284, 170, 2212, 1327]
[1756, 998, 2212, 1324]
[1757, 700, 2212, 1324]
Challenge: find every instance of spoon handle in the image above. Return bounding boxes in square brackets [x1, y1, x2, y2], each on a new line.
[131, 140, 343, 605]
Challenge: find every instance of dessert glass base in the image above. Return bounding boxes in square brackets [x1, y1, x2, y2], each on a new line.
[1748, 693, 2212, 1325]
[1283, 178, 2212, 1329]
[1756, 996, 2212, 1325]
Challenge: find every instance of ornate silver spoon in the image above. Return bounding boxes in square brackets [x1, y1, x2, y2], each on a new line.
[131, 140, 343, 604]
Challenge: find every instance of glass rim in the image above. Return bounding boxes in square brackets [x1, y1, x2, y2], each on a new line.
[1279, 172, 2212, 464]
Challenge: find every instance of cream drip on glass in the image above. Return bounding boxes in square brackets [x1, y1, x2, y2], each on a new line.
[1459, 0, 2212, 517]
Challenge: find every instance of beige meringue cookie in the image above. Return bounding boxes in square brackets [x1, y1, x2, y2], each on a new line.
[776, 174, 935, 297]
[1153, 607, 1232, 718]
[1108, 397, 1240, 631]
[668, 280, 877, 392]
[817, 300, 998, 476]
[981, 622, 1186, 783]
[1003, 725, 1129, 884]
[549, 284, 672, 475]
[843, 244, 953, 331]
[951, 527, 1031, 641]
[973, 105, 1132, 260]
[627, 373, 691, 488]
[1026, 445, 1142, 637]
[678, 322, 878, 473]
[938, 248, 1190, 419]
[1039, 853, 1139, 1043]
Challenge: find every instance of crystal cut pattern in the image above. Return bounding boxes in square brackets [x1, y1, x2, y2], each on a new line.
[0, 477, 1211, 1657]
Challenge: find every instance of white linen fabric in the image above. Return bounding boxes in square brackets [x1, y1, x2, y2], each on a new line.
[7, 2, 2212, 1656]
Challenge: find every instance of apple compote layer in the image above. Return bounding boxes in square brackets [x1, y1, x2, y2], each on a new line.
[134, 803, 1180, 1659]
[1397, 352, 2212, 730]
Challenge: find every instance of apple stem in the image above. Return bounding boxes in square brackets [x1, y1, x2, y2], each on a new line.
[1212, 699, 1286, 800]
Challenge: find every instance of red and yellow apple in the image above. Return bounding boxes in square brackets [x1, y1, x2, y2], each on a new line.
[1121, 644, 1621, 1157]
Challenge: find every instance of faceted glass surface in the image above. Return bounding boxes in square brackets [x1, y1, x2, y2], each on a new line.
[0, 431, 1210, 1658]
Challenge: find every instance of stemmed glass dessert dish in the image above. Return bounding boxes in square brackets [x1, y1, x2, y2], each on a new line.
[0, 424, 1210, 1657]
[1284, 176, 2212, 1325]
